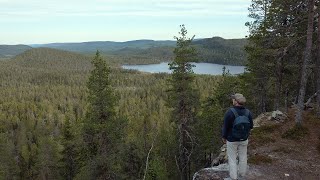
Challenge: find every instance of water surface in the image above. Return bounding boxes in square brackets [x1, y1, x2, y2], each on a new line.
[122, 62, 245, 75]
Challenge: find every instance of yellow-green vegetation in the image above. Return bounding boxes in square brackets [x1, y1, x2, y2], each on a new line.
[0, 47, 227, 179]
[281, 125, 309, 140]
[248, 154, 273, 165]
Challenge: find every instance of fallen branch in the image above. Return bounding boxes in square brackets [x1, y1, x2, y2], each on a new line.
[304, 91, 318, 109]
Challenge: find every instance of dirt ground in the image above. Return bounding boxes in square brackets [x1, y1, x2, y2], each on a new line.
[245, 110, 320, 180]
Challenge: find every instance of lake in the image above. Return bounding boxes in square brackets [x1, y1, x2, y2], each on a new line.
[122, 62, 245, 75]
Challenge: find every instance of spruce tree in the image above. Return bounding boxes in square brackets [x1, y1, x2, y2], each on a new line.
[80, 51, 120, 179]
[167, 25, 199, 180]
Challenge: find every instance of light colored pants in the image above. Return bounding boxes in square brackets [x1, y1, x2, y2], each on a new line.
[227, 139, 248, 180]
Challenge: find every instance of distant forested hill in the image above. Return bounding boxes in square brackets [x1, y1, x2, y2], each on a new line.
[12, 47, 92, 71]
[194, 37, 247, 65]
[0, 45, 32, 58]
[32, 40, 176, 53]
[30, 37, 247, 65]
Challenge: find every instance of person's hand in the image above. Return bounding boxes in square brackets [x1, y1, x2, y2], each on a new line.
[222, 138, 226, 144]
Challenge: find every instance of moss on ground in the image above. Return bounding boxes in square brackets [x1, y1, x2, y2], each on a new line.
[251, 124, 280, 145]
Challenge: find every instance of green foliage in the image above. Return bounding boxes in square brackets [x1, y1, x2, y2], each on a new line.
[167, 24, 200, 179]
[0, 134, 19, 179]
[60, 115, 79, 180]
[214, 68, 242, 111]
[146, 157, 168, 180]
[0, 46, 221, 179]
[281, 125, 309, 140]
[86, 51, 116, 125]
[194, 37, 247, 65]
[80, 51, 124, 179]
[194, 99, 224, 168]
[34, 136, 62, 180]
[244, 0, 310, 114]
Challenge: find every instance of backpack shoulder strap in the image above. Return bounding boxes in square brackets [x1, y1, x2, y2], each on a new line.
[230, 108, 239, 118]
[244, 109, 250, 118]
[244, 109, 249, 117]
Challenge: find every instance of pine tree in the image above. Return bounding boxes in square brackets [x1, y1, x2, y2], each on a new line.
[245, 0, 273, 114]
[167, 25, 199, 180]
[245, 0, 311, 114]
[295, 0, 315, 125]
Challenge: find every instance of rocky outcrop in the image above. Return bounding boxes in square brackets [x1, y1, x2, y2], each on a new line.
[211, 144, 227, 166]
[193, 164, 229, 180]
[253, 110, 287, 127]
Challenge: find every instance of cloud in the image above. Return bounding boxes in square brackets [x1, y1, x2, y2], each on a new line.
[0, 0, 250, 21]
[1, 0, 251, 43]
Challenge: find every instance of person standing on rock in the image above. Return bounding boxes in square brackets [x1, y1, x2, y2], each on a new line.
[222, 93, 253, 180]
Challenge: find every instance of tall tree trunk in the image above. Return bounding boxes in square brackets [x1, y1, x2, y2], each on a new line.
[317, 4, 320, 117]
[285, 89, 289, 113]
[259, 81, 267, 113]
[295, 0, 315, 125]
[274, 59, 283, 111]
[180, 114, 190, 180]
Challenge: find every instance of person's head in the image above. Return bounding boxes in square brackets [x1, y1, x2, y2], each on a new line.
[231, 93, 246, 106]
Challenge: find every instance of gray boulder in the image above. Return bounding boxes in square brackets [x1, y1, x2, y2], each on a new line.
[254, 110, 287, 127]
[211, 144, 227, 166]
[193, 164, 229, 180]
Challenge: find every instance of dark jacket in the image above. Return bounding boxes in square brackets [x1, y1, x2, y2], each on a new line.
[222, 106, 253, 142]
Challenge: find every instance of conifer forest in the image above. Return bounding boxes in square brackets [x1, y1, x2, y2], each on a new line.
[1, 0, 320, 179]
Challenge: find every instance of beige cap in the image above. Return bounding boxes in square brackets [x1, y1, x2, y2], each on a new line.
[231, 93, 246, 104]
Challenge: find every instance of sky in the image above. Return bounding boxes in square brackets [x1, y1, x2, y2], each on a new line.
[1, 0, 252, 44]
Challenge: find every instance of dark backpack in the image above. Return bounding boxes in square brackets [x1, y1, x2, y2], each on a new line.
[230, 108, 251, 141]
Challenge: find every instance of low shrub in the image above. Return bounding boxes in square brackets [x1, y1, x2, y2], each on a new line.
[251, 124, 279, 145]
[281, 125, 309, 140]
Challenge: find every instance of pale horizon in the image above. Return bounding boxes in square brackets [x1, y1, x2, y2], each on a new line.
[1, 0, 251, 45]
